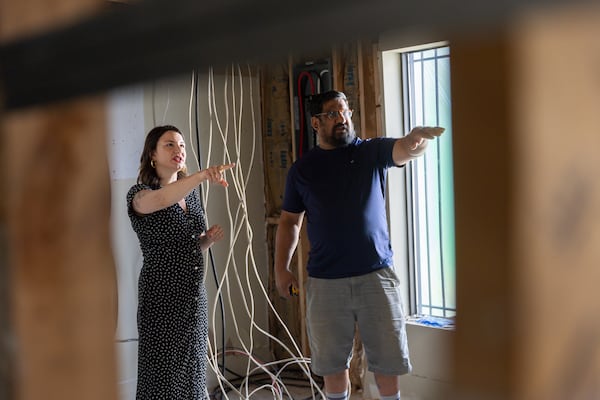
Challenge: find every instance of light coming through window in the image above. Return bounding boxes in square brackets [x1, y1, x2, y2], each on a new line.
[403, 46, 456, 318]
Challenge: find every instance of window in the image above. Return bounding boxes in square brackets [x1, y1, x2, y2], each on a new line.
[383, 44, 455, 319]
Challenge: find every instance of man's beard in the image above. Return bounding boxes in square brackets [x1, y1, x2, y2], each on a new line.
[322, 123, 355, 148]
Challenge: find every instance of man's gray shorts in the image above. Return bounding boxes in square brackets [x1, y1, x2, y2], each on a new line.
[306, 267, 412, 377]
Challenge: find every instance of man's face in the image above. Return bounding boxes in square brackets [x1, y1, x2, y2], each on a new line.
[311, 97, 355, 149]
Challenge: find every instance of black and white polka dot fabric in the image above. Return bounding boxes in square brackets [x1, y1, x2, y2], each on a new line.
[127, 184, 209, 400]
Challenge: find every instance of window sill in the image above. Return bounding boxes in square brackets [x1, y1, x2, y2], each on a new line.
[406, 315, 455, 330]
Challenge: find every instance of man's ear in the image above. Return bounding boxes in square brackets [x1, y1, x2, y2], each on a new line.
[311, 116, 319, 132]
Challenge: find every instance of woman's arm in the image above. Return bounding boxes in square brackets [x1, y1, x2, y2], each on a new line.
[132, 163, 234, 215]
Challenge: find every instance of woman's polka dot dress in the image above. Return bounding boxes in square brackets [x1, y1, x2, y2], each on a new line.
[127, 184, 209, 400]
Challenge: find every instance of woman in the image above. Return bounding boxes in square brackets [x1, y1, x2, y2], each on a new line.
[127, 125, 234, 399]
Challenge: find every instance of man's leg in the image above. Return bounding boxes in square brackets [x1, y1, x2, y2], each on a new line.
[374, 373, 401, 399]
[306, 276, 354, 400]
[324, 370, 350, 400]
[357, 269, 410, 400]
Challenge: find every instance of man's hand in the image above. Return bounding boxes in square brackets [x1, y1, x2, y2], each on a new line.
[405, 126, 445, 157]
[275, 269, 298, 299]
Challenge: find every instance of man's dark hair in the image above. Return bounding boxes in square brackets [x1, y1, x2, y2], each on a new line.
[308, 91, 348, 116]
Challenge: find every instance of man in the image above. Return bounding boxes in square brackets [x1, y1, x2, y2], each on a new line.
[274, 90, 444, 400]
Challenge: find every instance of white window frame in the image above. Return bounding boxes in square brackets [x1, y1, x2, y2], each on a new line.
[382, 41, 456, 321]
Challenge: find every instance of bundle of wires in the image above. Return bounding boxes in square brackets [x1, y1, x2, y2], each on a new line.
[185, 65, 325, 400]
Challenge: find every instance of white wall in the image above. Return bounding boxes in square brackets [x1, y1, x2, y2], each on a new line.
[361, 323, 453, 400]
[107, 68, 269, 400]
[108, 83, 146, 400]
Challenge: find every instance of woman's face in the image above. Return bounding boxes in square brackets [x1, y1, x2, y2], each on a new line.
[152, 130, 186, 172]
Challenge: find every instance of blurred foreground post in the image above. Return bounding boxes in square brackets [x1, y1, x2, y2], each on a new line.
[0, 1, 118, 399]
[451, 5, 600, 399]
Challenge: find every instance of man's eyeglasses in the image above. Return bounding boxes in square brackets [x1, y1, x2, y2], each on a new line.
[314, 109, 353, 120]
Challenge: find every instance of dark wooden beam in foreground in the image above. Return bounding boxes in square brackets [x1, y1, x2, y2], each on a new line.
[0, 0, 591, 110]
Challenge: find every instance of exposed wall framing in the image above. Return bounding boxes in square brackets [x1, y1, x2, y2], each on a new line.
[261, 41, 381, 388]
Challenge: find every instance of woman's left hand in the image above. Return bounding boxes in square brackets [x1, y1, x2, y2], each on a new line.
[199, 224, 225, 250]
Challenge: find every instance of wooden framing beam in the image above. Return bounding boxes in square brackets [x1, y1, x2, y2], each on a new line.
[2, 97, 119, 400]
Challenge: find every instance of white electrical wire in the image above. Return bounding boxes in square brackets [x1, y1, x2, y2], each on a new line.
[186, 64, 324, 400]
[187, 71, 201, 182]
